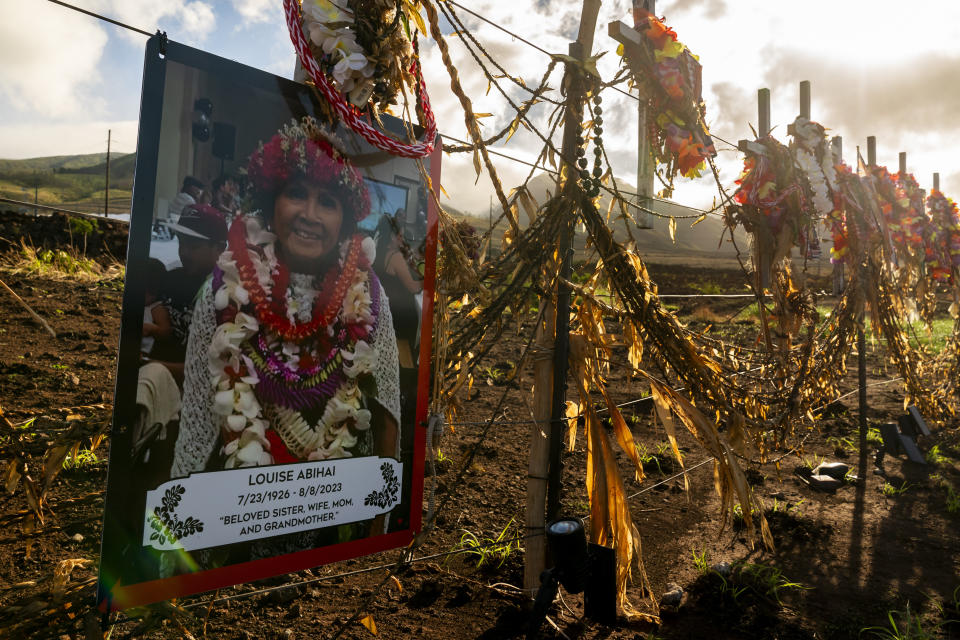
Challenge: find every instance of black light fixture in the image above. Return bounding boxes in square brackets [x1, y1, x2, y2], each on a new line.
[192, 98, 213, 142]
[546, 519, 588, 593]
[526, 518, 617, 639]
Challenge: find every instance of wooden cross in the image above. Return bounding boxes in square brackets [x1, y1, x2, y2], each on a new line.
[608, 17, 656, 228]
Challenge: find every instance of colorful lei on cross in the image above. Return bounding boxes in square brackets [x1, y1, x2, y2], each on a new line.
[869, 165, 926, 263]
[285, 0, 436, 158]
[788, 117, 844, 262]
[826, 163, 857, 264]
[926, 189, 960, 283]
[208, 215, 380, 468]
[894, 171, 927, 258]
[619, 9, 716, 179]
[733, 137, 809, 238]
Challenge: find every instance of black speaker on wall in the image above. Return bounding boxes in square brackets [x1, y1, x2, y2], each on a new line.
[212, 122, 236, 160]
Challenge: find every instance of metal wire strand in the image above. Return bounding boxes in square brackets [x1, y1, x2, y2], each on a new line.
[46, 0, 153, 36]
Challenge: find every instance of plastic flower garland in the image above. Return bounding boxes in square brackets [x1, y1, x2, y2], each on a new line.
[894, 171, 927, 259]
[788, 117, 847, 263]
[733, 137, 809, 241]
[209, 216, 380, 468]
[789, 118, 837, 217]
[926, 189, 960, 283]
[299, 0, 418, 109]
[869, 165, 926, 263]
[825, 163, 857, 264]
[619, 8, 716, 180]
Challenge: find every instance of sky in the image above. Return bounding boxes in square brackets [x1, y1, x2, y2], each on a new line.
[2, 0, 960, 215]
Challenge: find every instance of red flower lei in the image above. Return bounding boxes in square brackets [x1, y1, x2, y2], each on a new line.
[228, 218, 362, 342]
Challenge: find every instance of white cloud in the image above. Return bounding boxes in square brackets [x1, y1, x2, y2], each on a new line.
[5, 0, 960, 211]
[78, 0, 217, 46]
[0, 120, 139, 159]
[231, 0, 275, 25]
[0, 2, 108, 120]
[179, 2, 217, 41]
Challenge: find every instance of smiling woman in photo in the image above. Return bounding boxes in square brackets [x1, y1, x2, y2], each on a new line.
[171, 116, 400, 481]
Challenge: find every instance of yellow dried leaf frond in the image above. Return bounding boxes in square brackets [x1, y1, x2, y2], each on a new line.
[585, 402, 654, 613]
[621, 318, 644, 371]
[600, 395, 645, 483]
[642, 373, 772, 551]
[359, 613, 378, 635]
[571, 335, 656, 617]
[4, 459, 21, 495]
[565, 400, 581, 451]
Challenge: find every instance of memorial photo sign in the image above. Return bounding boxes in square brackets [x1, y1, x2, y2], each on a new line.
[98, 35, 439, 610]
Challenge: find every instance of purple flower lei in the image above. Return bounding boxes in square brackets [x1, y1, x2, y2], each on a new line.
[210, 258, 383, 413]
[253, 332, 339, 382]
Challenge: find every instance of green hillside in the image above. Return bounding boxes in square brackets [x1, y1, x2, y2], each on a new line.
[0, 153, 135, 207]
[0, 152, 119, 173]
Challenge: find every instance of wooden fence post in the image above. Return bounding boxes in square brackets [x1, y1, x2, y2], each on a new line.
[758, 88, 770, 137]
[857, 136, 878, 482]
[755, 88, 771, 289]
[934, 172, 940, 191]
[799, 80, 811, 120]
[832, 136, 844, 296]
[634, 0, 656, 228]
[526, 0, 602, 596]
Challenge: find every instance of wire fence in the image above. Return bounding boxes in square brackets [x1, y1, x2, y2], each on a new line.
[0, 196, 125, 222]
[109, 368, 901, 621]
[29, 2, 942, 637]
[40, 0, 727, 224]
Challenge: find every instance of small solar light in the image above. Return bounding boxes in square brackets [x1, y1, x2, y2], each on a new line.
[527, 517, 616, 639]
[546, 518, 588, 593]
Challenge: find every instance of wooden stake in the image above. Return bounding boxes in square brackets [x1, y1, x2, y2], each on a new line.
[799, 80, 811, 119]
[934, 172, 940, 191]
[609, 0, 656, 228]
[756, 87, 771, 290]
[856, 138, 877, 484]
[105, 129, 111, 217]
[546, 36, 591, 524]
[0, 277, 56, 339]
[758, 88, 770, 137]
[899, 151, 907, 175]
[526, 0, 602, 596]
[831, 136, 844, 296]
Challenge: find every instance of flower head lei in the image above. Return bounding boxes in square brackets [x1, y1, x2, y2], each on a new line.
[247, 116, 372, 222]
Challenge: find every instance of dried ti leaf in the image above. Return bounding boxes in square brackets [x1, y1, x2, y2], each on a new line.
[564, 401, 580, 451]
[52, 558, 93, 599]
[648, 381, 688, 491]
[43, 444, 71, 495]
[359, 613, 378, 635]
[23, 476, 44, 525]
[4, 458, 21, 495]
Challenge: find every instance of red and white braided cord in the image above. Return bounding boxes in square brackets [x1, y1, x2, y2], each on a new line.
[284, 0, 437, 158]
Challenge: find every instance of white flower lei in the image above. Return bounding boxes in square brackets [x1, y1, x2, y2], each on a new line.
[209, 217, 379, 468]
[791, 117, 837, 219]
[302, 0, 376, 106]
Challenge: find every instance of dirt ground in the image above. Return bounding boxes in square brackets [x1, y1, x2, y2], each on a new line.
[1, 254, 959, 639]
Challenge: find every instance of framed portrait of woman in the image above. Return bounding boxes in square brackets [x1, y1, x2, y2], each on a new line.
[98, 34, 440, 610]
